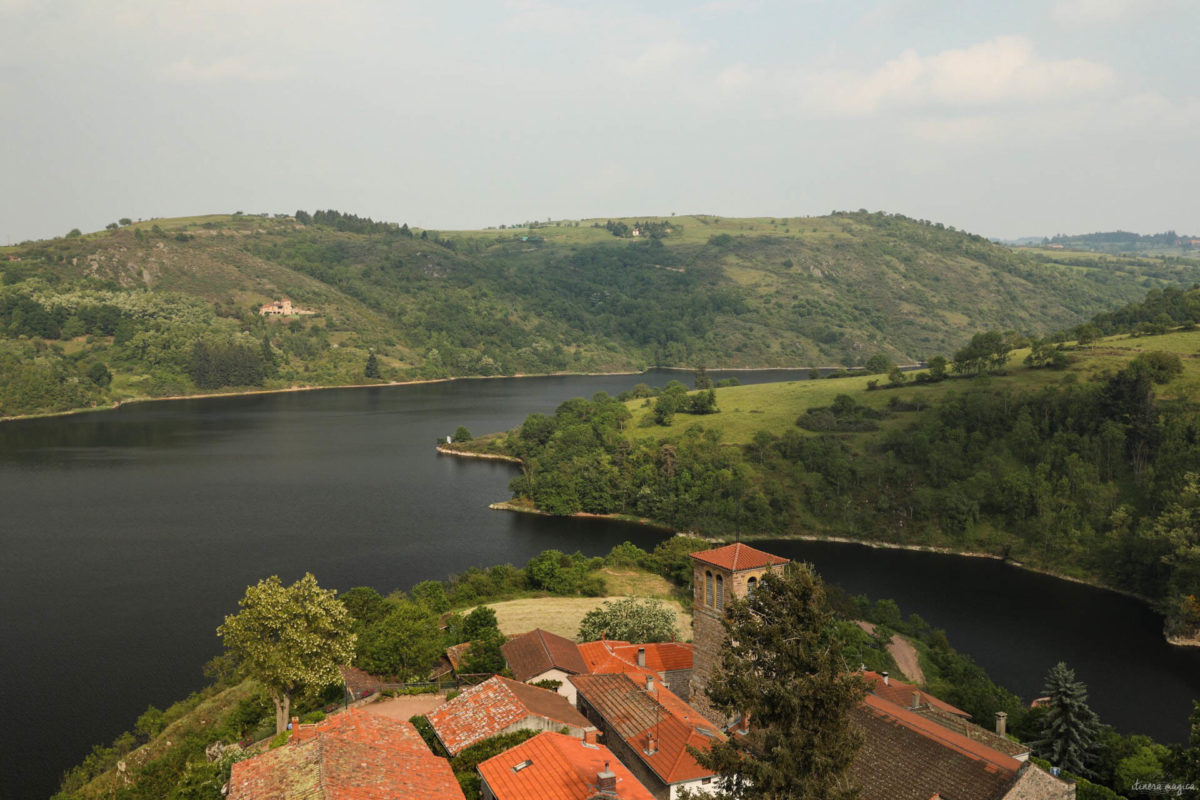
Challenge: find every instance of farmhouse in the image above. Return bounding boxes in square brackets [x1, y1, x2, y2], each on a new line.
[258, 298, 315, 316]
[478, 731, 657, 800]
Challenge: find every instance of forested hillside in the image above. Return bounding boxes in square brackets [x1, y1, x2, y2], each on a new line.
[4, 209, 1200, 418]
[472, 323, 1200, 640]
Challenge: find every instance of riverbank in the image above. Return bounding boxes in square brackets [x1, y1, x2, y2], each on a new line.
[6, 366, 796, 424]
[436, 445, 522, 464]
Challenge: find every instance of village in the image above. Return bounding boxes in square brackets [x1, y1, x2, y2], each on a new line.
[226, 543, 1075, 800]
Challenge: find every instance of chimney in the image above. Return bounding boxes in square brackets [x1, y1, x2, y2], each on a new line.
[911, 692, 921, 709]
[995, 711, 1008, 738]
[645, 675, 654, 692]
[637, 647, 646, 668]
[881, 671, 889, 686]
[645, 734, 657, 756]
[584, 729, 600, 745]
[597, 762, 617, 795]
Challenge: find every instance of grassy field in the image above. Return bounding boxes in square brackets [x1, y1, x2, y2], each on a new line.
[621, 328, 1200, 447]
[469, 596, 692, 642]
[464, 565, 692, 641]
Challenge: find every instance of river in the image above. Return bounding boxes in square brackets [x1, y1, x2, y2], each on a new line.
[2, 370, 1198, 798]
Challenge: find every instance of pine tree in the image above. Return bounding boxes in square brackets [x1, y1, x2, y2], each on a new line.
[694, 562, 867, 799]
[1036, 661, 1100, 776]
[364, 350, 380, 379]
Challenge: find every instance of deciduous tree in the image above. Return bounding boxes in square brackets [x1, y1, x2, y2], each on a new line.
[577, 597, 679, 643]
[217, 573, 356, 734]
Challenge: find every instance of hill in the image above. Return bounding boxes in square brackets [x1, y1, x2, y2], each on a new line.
[473, 323, 1200, 640]
[1031, 230, 1200, 257]
[4, 209, 1200, 418]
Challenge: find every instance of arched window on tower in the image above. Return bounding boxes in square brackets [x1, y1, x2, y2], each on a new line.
[747, 576, 757, 597]
[705, 571, 714, 607]
[716, 574, 724, 611]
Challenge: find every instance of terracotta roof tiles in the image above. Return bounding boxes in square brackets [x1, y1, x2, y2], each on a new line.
[689, 543, 789, 572]
[570, 673, 723, 786]
[501, 628, 588, 682]
[478, 731, 657, 800]
[229, 709, 463, 800]
[578, 640, 693, 677]
[427, 675, 592, 755]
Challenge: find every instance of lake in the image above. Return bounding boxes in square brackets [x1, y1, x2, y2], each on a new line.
[2, 370, 1198, 798]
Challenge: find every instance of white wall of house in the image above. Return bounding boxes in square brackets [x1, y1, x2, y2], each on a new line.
[671, 776, 723, 799]
[531, 668, 577, 704]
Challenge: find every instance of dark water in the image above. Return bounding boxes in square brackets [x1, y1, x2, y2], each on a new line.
[1, 370, 1197, 798]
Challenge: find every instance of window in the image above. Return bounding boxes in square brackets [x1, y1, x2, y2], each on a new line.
[747, 576, 757, 597]
[716, 574, 724, 611]
[705, 571, 714, 607]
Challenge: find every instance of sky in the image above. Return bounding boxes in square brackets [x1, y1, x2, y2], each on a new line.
[1, 0, 1197, 243]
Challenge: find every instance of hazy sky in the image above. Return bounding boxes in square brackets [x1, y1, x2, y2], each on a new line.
[2, 0, 1197, 242]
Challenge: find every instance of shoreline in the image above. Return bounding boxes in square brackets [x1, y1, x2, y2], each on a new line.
[1, 365, 827, 425]
[435, 446, 522, 464]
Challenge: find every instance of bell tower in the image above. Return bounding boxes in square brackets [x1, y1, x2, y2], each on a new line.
[689, 542, 789, 724]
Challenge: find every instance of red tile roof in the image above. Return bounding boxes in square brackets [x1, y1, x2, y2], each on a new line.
[578, 640, 693, 676]
[427, 675, 593, 755]
[689, 542, 789, 571]
[862, 671, 969, 718]
[501, 628, 588, 682]
[570, 673, 724, 786]
[478, 731, 657, 800]
[852, 695, 1021, 800]
[228, 709, 464, 800]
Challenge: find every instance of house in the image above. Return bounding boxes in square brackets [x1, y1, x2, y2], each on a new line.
[851, 694, 1072, 799]
[863, 670, 971, 720]
[227, 708, 463, 799]
[570, 673, 726, 800]
[258, 298, 315, 316]
[426, 675, 595, 755]
[501, 627, 589, 704]
[478, 731, 657, 800]
[578, 639, 693, 700]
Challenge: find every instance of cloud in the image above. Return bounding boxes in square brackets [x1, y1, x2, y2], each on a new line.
[163, 57, 292, 83]
[1050, 0, 1160, 26]
[621, 41, 710, 77]
[774, 36, 1115, 117]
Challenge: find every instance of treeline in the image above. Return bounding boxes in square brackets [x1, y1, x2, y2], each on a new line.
[294, 209, 413, 237]
[495, 352, 1200, 637]
[1087, 285, 1200, 337]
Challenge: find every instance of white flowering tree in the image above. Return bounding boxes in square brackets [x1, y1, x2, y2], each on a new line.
[577, 597, 679, 643]
[218, 573, 356, 734]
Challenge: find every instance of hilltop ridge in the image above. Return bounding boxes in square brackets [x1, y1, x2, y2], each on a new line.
[3, 209, 1199, 419]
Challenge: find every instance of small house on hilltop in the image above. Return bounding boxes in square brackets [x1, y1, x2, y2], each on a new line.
[258, 298, 315, 316]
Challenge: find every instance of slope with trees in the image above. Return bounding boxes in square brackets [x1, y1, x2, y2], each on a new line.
[5, 210, 1200, 418]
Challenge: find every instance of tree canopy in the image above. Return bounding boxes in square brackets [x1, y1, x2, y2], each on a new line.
[576, 597, 679, 643]
[216, 573, 355, 733]
[1035, 661, 1100, 776]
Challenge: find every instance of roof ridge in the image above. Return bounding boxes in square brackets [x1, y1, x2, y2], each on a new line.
[864, 695, 1020, 772]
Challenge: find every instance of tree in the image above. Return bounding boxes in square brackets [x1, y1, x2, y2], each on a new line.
[577, 597, 679, 643]
[953, 331, 1011, 376]
[217, 573, 356, 734]
[355, 600, 443, 680]
[86, 361, 112, 387]
[452, 425, 472, 442]
[694, 562, 867, 799]
[864, 353, 892, 374]
[694, 365, 713, 390]
[119, 217, 133, 226]
[927, 355, 948, 380]
[364, 350, 381, 379]
[1035, 661, 1100, 776]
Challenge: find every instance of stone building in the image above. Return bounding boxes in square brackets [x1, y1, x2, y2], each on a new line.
[688, 542, 789, 723]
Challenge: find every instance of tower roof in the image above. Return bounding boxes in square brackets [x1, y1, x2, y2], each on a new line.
[690, 542, 789, 571]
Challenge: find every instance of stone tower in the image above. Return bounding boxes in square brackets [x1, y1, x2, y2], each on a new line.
[689, 542, 789, 724]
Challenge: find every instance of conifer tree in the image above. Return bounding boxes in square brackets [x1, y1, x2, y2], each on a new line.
[694, 562, 866, 799]
[1036, 661, 1100, 776]
[364, 350, 380, 379]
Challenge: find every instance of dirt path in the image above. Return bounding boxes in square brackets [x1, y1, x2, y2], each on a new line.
[856, 621, 925, 685]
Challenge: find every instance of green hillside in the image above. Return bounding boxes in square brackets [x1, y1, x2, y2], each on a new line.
[4, 209, 1200, 418]
[478, 324, 1200, 639]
